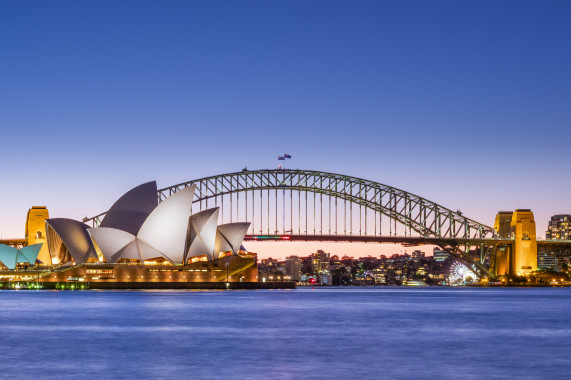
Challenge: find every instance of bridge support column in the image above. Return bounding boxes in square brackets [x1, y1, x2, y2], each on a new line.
[493, 209, 537, 276]
[511, 209, 537, 275]
[26, 206, 51, 265]
[494, 245, 511, 276]
[493, 212, 513, 277]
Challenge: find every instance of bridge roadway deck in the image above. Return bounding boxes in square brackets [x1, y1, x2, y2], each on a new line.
[244, 234, 514, 246]
[0, 239, 27, 247]
[245, 234, 571, 249]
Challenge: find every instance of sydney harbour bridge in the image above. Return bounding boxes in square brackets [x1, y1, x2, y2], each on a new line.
[84, 169, 571, 280]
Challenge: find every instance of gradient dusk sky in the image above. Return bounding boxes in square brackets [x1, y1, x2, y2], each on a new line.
[1, 1, 570, 258]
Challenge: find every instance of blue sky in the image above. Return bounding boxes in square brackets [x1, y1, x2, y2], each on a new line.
[1, 1, 570, 256]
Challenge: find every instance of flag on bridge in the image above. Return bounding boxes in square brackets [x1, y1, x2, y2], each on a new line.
[278, 156, 285, 160]
[284, 154, 291, 159]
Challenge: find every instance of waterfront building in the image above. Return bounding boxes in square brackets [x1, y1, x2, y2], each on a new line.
[319, 273, 333, 285]
[258, 252, 456, 286]
[433, 248, 449, 262]
[260, 258, 278, 268]
[276, 261, 286, 276]
[538, 254, 559, 271]
[312, 250, 330, 273]
[373, 268, 387, 284]
[546, 215, 571, 240]
[285, 255, 302, 281]
[299, 274, 317, 285]
[258, 257, 284, 282]
[354, 272, 374, 286]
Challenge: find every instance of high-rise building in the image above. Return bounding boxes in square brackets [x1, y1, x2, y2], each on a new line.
[546, 215, 571, 240]
[537, 254, 559, 271]
[285, 255, 302, 281]
[433, 248, 449, 262]
[312, 250, 330, 273]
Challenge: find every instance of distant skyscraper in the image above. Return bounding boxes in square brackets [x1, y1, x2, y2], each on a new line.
[312, 250, 330, 273]
[285, 255, 302, 281]
[537, 254, 559, 271]
[433, 248, 449, 262]
[546, 215, 571, 240]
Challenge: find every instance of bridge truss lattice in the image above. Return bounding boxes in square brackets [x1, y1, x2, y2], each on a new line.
[158, 169, 496, 240]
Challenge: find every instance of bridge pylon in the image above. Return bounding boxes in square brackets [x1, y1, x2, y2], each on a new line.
[25, 206, 51, 265]
[492, 209, 537, 277]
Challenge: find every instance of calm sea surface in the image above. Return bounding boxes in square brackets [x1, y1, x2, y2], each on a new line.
[0, 287, 570, 379]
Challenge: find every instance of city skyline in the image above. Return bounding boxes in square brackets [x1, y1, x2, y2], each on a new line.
[1, 1, 570, 260]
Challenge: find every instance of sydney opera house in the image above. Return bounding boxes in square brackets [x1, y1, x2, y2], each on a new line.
[0, 182, 269, 289]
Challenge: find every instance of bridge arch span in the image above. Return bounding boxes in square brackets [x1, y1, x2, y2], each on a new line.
[157, 169, 495, 241]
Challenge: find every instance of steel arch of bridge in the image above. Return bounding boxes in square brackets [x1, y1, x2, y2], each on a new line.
[158, 169, 496, 241]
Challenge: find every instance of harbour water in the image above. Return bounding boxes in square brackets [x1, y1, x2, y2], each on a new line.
[1, 287, 570, 379]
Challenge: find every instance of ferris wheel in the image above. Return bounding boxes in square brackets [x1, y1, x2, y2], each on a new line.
[449, 262, 477, 282]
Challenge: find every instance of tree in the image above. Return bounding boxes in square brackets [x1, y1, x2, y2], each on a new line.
[332, 267, 352, 286]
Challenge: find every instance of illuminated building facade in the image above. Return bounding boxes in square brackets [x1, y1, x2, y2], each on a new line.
[37, 254, 258, 286]
[537, 254, 558, 271]
[494, 211, 513, 276]
[511, 209, 537, 275]
[25, 206, 50, 265]
[546, 214, 571, 240]
[493, 209, 538, 276]
[433, 248, 449, 262]
[285, 255, 302, 281]
[312, 250, 330, 273]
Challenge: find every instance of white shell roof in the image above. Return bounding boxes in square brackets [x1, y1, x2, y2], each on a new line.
[46, 219, 98, 264]
[100, 181, 158, 235]
[88, 185, 196, 264]
[215, 222, 250, 256]
[137, 185, 196, 263]
[185, 208, 220, 262]
[89, 227, 136, 262]
[58, 182, 249, 265]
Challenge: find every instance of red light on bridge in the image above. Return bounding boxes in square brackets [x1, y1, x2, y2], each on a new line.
[282, 236, 291, 240]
